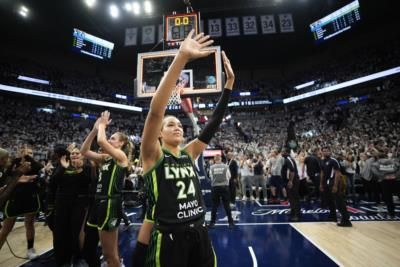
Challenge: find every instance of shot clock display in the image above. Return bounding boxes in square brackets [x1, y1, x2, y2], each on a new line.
[165, 12, 199, 46]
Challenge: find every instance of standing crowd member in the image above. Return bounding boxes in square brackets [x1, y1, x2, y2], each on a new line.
[281, 148, 301, 222]
[208, 155, 235, 228]
[304, 147, 322, 201]
[360, 150, 380, 203]
[268, 149, 286, 204]
[320, 146, 352, 227]
[81, 111, 131, 267]
[227, 152, 239, 207]
[52, 146, 91, 266]
[132, 30, 235, 267]
[253, 154, 266, 202]
[371, 148, 399, 219]
[240, 155, 253, 201]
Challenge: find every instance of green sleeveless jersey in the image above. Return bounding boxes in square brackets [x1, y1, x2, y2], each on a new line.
[144, 148, 205, 225]
[96, 157, 126, 197]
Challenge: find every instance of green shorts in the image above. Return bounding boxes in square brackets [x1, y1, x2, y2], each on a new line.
[87, 197, 122, 231]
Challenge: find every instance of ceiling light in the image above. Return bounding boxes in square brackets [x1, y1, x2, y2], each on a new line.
[124, 2, 132, 12]
[132, 2, 141, 15]
[143, 1, 152, 14]
[109, 4, 120, 19]
[84, 0, 96, 8]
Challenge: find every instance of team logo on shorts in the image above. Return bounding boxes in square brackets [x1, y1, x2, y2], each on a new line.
[110, 218, 117, 227]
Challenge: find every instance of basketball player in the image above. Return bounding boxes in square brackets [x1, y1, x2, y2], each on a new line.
[81, 111, 131, 267]
[132, 30, 235, 267]
[0, 148, 37, 207]
[0, 146, 42, 259]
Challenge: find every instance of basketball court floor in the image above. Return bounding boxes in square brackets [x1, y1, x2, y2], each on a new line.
[1, 200, 399, 267]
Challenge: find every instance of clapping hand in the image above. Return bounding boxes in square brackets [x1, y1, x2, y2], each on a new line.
[60, 155, 70, 169]
[222, 51, 235, 89]
[99, 111, 112, 128]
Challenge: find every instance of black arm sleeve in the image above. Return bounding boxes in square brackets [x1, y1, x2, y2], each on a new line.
[132, 241, 148, 267]
[198, 88, 231, 144]
[47, 165, 65, 210]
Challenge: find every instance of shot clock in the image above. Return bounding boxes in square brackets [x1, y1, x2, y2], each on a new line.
[164, 12, 200, 48]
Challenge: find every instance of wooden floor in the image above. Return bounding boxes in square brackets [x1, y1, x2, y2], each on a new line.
[292, 221, 400, 267]
[1, 220, 400, 267]
[0, 222, 53, 267]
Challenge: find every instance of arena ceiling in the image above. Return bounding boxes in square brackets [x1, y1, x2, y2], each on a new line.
[0, 0, 397, 71]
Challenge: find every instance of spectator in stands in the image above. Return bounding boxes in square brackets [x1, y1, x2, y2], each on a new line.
[371, 148, 400, 219]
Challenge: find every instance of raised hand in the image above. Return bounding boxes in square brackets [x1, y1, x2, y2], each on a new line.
[93, 117, 101, 131]
[60, 155, 70, 169]
[179, 30, 214, 61]
[99, 111, 112, 128]
[222, 51, 235, 90]
[66, 143, 76, 153]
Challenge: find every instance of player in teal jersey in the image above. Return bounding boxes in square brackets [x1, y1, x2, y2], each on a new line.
[132, 29, 235, 267]
[81, 111, 131, 267]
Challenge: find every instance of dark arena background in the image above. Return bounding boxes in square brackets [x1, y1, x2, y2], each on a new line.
[0, 0, 399, 266]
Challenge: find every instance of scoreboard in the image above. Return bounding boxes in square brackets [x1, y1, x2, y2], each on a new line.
[72, 28, 114, 60]
[165, 12, 200, 48]
[310, 0, 361, 44]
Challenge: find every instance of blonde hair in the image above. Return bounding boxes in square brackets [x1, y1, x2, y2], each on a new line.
[116, 132, 133, 170]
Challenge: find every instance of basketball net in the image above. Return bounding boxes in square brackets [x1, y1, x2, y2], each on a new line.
[167, 85, 183, 106]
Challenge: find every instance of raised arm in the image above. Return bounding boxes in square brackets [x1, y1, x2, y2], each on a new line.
[141, 30, 214, 169]
[184, 51, 235, 160]
[97, 111, 128, 167]
[80, 118, 106, 164]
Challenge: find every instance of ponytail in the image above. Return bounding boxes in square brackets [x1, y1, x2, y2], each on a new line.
[116, 132, 133, 171]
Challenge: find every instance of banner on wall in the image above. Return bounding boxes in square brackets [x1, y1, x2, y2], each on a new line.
[242, 16, 258, 35]
[158, 24, 164, 43]
[225, 17, 240, 37]
[142, 25, 156, 45]
[125, 28, 138, 46]
[208, 18, 223, 37]
[260, 15, 276, 34]
[279, 13, 295, 33]
[129, 13, 294, 46]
